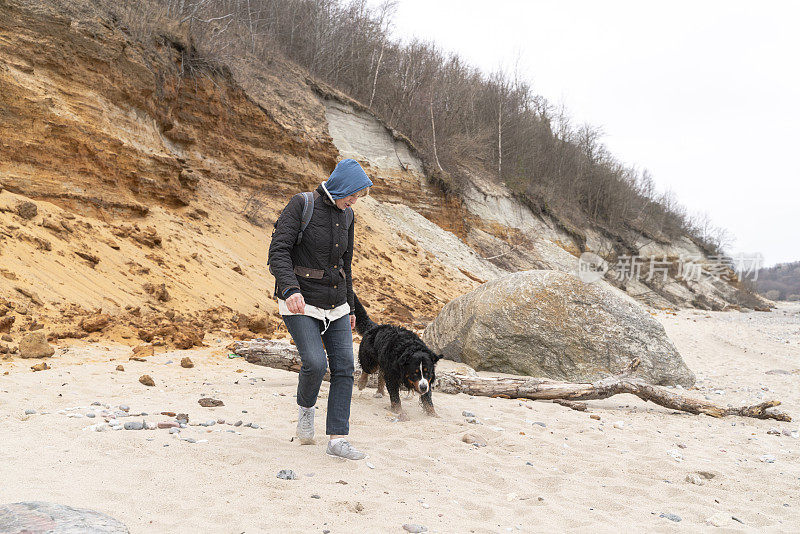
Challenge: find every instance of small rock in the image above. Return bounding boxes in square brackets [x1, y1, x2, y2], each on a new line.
[139, 375, 155, 387]
[169, 428, 180, 434]
[233, 420, 243, 427]
[183, 437, 197, 443]
[130, 344, 154, 360]
[612, 421, 625, 429]
[402, 524, 427, 533]
[531, 421, 546, 428]
[176, 413, 189, 423]
[145, 421, 157, 430]
[119, 405, 130, 412]
[311, 494, 321, 499]
[116, 365, 124, 371]
[24, 409, 36, 415]
[31, 361, 50, 372]
[659, 513, 681, 522]
[199, 420, 216, 427]
[250, 423, 260, 429]
[462, 410, 475, 418]
[158, 422, 179, 429]
[277, 469, 297, 480]
[16, 201, 38, 219]
[198, 397, 224, 407]
[124, 421, 144, 430]
[79, 314, 110, 333]
[667, 449, 684, 462]
[462, 433, 487, 447]
[86, 412, 96, 418]
[366, 462, 375, 469]
[685, 473, 704, 485]
[181, 357, 194, 368]
[760, 454, 776, 463]
[161, 411, 176, 417]
[767, 428, 781, 435]
[696, 471, 716, 480]
[589, 414, 601, 420]
[20, 332, 55, 359]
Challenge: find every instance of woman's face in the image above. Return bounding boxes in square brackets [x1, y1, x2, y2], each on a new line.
[335, 193, 360, 210]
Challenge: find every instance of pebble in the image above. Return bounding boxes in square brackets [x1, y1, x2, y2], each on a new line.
[659, 513, 681, 522]
[86, 412, 96, 418]
[366, 462, 375, 469]
[685, 474, 704, 485]
[169, 428, 180, 434]
[311, 494, 321, 499]
[24, 409, 36, 415]
[667, 449, 684, 462]
[462, 433, 487, 447]
[91, 401, 101, 406]
[183, 437, 197, 443]
[462, 411, 475, 418]
[760, 454, 776, 463]
[589, 414, 601, 420]
[119, 405, 130, 412]
[158, 422, 179, 429]
[111, 425, 123, 431]
[124, 421, 144, 430]
[199, 420, 216, 427]
[465, 417, 478, 424]
[402, 524, 427, 533]
[767, 428, 781, 435]
[277, 469, 297, 480]
[139, 375, 155, 387]
[233, 420, 243, 427]
[145, 421, 157, 430]
[612, 421, 625, 429]
[250, 423, 260, 429]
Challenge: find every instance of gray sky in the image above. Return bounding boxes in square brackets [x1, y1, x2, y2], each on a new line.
[374, 0, 800, 267]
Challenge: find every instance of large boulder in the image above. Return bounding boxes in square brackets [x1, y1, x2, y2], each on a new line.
[423, 270, 695, 386]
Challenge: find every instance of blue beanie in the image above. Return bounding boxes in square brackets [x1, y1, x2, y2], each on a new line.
[323, 159, 373, 199]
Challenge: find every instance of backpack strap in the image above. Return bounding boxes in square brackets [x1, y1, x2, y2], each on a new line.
[344, 207, 354, 229]
[296, 191, 316, 245]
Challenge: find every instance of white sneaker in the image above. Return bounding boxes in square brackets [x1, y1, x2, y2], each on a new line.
[296, 406, 315, 445]
[326, 438, 366, 460]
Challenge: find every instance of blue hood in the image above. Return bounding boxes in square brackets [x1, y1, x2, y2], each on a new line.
[323, 159, 373, 199]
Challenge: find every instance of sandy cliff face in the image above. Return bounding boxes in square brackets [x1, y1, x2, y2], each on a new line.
[0, 1, 479, 348]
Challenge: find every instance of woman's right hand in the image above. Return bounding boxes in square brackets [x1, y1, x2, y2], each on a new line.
[286, 293, 306, 314]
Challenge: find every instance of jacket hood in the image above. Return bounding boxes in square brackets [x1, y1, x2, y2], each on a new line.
[323, 159, 373, 199]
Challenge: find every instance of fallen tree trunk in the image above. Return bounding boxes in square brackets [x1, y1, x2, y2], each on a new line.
[234, 340, 791, 422]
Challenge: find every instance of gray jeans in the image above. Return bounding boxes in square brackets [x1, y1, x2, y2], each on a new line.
[282, 314, 354, 435]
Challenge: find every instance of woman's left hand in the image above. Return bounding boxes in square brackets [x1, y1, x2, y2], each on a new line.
[350, 314, 356, 330]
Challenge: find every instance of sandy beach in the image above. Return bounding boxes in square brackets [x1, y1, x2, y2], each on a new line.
[2, 304, 799, 533]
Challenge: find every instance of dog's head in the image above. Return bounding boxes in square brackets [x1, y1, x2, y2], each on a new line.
[400, 350, 442, 394]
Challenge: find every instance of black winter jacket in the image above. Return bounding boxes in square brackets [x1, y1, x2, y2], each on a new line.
[268, 184, 355, 312]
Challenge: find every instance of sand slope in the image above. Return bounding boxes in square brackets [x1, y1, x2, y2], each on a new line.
[2, 305, 798, 533]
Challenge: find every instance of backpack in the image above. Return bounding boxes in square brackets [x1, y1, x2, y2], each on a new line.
[267, 191, 354, 297]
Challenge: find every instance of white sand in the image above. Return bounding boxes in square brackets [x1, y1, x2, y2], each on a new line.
[2, 304, 799, 532]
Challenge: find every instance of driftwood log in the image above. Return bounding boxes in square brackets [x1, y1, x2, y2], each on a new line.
[234, 340, 791, 422]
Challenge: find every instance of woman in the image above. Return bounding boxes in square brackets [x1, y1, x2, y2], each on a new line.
[267, 159, 373, 460]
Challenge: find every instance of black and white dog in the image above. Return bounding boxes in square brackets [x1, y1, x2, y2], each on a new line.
[353, 294, 441, 420]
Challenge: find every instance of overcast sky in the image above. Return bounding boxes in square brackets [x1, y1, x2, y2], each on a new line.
[372, 0, 800, 267]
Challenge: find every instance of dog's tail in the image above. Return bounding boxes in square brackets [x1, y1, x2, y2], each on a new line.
[352, 293, 378, 335]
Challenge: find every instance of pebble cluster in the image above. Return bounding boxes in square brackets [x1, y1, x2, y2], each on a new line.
[23, 400, 263, 444]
